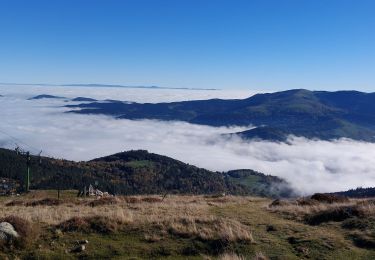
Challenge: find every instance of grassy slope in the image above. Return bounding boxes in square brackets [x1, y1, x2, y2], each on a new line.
[1, 191, 375, 259]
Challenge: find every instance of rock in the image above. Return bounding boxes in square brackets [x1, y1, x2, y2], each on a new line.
[71, 244, 86, 253]
[296, 246, 309, 256]
[0, 222, 19, 241]
[76, 239, 89, 245]
[266, 225, 277, 232]
[53, 228, 63, 238]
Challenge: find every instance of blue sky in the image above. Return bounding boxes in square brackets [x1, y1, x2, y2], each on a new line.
[0, 0, 374, 91]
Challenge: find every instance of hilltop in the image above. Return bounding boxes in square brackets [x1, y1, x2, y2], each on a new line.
[66, 89, 375, 142]
[0, 148, 293, 198]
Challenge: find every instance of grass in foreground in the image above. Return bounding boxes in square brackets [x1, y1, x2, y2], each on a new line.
[1, 191, 375, 259]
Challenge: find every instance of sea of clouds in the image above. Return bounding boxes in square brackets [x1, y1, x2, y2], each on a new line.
[1, 84, 375, 195]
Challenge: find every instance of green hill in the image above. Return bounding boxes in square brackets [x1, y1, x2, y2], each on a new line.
[0, 148, 293, 198]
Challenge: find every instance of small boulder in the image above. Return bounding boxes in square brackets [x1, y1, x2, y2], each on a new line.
[71, 244, 86, 253]
[53, 228, 63, 238]
[0, 222, 19, 241]
[266, 225, 277, 232]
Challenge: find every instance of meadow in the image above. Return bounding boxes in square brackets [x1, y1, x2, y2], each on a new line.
[1, 191, 375, 259]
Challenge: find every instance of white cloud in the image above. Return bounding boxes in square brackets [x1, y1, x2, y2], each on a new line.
[1, 85, 375, 195]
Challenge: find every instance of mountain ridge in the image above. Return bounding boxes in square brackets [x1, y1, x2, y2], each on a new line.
[66, 89, 375, 142]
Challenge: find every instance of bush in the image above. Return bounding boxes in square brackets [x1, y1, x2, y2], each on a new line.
[296, 198, 320, 206]
[58, 216, 90, 232]
[124, 196, 140, 203]
[57, 216, 121, 234]
[350, 232, 375, 249]
[342, 217, 375, 230]
[5, 200, 24, 207]
[310, 193, 349, 204]
[25, 198, 62, 206]
[269, 199, 292, 207]
[306, 206, 363, 225]
[87, 197, 119, 207]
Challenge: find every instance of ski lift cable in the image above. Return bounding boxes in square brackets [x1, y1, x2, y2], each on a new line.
[0, 128, 53, 158]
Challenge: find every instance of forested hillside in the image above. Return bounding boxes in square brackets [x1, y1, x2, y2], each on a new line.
[332, 187, 375, 198]
[0, 148, 293, 197]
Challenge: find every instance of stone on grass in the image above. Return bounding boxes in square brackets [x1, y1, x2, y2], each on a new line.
[0, 222, 19, 241]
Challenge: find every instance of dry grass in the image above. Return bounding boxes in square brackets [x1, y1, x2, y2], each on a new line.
[0, 194, 253, 243]
[25, 198, 62, 206]
[166, 217, 253, 242]
[253, 252, 268, 260]
[86, 196, 120, 207]
[58, 215, 122, 233]
[217, 252, 268, 260]
[268, 197, 375, 224]
[218, 252, 246, 260]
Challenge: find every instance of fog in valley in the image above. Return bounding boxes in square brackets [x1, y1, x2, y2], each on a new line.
[1, 84, 374, 195]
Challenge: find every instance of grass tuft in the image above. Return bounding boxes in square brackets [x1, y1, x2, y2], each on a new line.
[86, 196, 120, 207]
[57, 215, 122, 234]
[0, 215, 39, 249]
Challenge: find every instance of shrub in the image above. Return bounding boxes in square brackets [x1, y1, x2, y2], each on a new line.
[87, 197, 119, 207]
[25, 198, 62, 206]
[350, 232, 375, 249]
[269, 199, 292, 207]
[310, 193, 349, 204]
[57, 216, 121, 234]
[58, 216, 90, 232]
[124, 196, 140, 203]
[5, 200, 24, 207]
[306, 206, 364, 225]
[87, 216, 119, 233]
[296, 198, 320, 206]
[342, 217, 375, 230]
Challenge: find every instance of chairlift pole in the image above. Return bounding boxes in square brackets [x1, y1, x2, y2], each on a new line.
[26, 151, 31, 192]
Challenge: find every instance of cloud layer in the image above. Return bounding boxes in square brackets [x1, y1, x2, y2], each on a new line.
[1, 85, 375, 195]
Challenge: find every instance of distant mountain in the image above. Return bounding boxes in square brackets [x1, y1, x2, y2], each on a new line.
[62, 83, 160, 89]
[71, 97, 98, 102]
[28, 94, 66, 100]
[66, 89, 375, 142]
[0, 148, 293, 197]
[28, 95, 98, 102]
[231, 127, 289, 142]
[61, 83, 219, 90]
